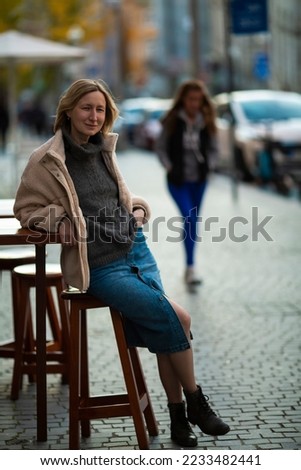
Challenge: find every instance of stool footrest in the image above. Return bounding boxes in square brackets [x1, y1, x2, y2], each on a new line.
[22, 350, 67, 361]
[79, 391, 148, 410]
[19, 363, 68, 375]
[0, 340, 16, 358]
[79, 395, 132, 420]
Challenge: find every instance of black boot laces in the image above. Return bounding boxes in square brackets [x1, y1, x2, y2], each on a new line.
[199, 393, 217, 417]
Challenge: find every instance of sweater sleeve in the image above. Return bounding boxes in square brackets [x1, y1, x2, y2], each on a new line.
[106, 149, 152, 222]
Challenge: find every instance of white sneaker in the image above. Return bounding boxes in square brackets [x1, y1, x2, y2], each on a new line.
[185, 267, 202, 285]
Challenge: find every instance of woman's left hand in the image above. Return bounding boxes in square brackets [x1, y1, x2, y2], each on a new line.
[132, 208, 145, 228]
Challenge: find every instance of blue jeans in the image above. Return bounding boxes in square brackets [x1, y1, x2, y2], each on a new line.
[88, 228, 190, 354]
[168, 181, 207, 266]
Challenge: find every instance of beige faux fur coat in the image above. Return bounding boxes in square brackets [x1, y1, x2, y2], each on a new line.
[14, 129, 151, 291]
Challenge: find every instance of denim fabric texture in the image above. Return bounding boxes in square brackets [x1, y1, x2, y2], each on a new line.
[167, 181, 207, 266]
[88, 228, 190, 354]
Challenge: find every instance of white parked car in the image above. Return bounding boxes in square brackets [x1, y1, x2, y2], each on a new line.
[132, 98, 172, 150]
[116, 97, 168, 146]
[214, 90, 301, 182]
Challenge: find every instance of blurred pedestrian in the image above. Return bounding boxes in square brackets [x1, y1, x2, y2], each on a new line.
[31, 100, 47, 136]
[0, 100, 9, 152]
[18, 99, 47, 136]
[155, 80, 218, 286]
[14, 78, 230, 448]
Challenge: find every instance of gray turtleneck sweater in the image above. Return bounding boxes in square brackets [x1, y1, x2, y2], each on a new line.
[63, 131, 135, 268]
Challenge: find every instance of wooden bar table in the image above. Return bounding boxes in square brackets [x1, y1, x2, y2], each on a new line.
[0, 217, 60, 441]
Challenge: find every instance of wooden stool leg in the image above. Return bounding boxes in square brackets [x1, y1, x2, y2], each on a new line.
[69, 302, 81, 450]
[129, 347, 159, 437]
[46, 287, 62, 345]
[110, 308, 149, 450]
[80, 308, 91, 438]
[10, 277, 30, 400]
[55, 279, 70, 385]
[24, 309, 36, 384]
[11, 273, 36, 384]
[11, 273, 20, 341]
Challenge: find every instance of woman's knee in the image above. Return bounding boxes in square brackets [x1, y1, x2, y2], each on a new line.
[179, 309, 192, 332]
[168, 299, 191, 332]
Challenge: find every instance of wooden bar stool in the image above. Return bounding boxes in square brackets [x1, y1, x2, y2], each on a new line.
[0, 247, 36, 362]
[61, 289, 158, 450]
[9, 263, 70, 400]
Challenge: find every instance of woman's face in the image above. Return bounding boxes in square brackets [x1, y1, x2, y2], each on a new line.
[67, 91, 106, 144]
[182, 89, 203, 119]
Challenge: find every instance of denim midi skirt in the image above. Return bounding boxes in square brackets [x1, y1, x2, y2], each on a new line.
[88, 228, 190, 354]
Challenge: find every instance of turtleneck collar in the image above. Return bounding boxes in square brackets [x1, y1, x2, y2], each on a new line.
[62, 128, 103, 160]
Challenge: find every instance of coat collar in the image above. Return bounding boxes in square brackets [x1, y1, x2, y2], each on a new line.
[45, 129, 119, 162]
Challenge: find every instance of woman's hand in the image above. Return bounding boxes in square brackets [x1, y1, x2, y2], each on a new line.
[58, 217, 77, 246]
[132, 208, 145, 228]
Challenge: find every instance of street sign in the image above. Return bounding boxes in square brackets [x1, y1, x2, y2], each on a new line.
[253, 52, 270, 80]
[230, 0, 269, 35]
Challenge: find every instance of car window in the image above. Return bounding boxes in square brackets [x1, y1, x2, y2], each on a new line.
[149, 109, 166, 119]
[122, 108, 146, 124]
[240, 99, 301, 122]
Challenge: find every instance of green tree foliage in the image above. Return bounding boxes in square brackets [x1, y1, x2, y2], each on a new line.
[0, 0, 22, 31]
[0, 0, 104, 44]
[0, 1, 155, 101]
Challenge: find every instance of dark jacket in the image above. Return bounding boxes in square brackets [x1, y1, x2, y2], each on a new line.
[156, 117, 215, 186]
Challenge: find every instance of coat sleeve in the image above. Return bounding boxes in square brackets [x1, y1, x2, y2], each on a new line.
[154, 127, 172, 171]
[207, 134, 219, 171]
[131, 195, 151, 223]
[13, 169, 67, 233]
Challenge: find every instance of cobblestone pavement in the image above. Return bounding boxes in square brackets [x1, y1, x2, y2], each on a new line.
[0, 144, 300, 451]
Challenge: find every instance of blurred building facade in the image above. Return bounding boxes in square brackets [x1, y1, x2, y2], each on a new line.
[208, 0, 272, 93]
[147, 0, 272, 96]
[215, 0, 301, 94]
[81, 0, 213, 99]
[270, 0, 301, 93]
[146, 0, 212, 96]
[0, 0, 300, 103]
[146, 0, 301, 97]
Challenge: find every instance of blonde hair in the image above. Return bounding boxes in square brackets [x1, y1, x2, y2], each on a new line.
[54, 78, 119, 135]
[162, 79, 217, 135]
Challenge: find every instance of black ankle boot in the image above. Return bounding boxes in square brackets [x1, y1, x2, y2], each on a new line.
[184, 386, 230, 436]
[168, 402, 198, 447]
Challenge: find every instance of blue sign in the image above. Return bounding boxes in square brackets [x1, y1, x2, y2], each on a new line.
[253, 52, 270, 80]
[230, 0, 268, 35]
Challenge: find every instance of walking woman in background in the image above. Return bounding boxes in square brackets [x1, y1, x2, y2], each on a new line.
[155, 80, 218, 286]
[14, 79, 229, 448]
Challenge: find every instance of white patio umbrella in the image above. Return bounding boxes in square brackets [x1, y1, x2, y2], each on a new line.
[0, 30, 88, 137]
